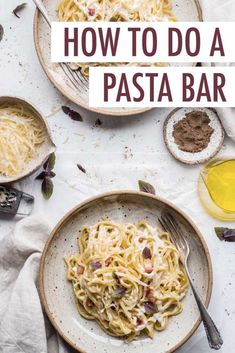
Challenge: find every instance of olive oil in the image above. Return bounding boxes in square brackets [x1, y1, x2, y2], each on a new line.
[198, 159, 235, 221]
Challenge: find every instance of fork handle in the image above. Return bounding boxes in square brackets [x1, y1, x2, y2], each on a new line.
[33, 0, 51, 27]
[187, 275, 223, 350]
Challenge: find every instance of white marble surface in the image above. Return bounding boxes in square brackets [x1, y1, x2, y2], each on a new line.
[0, 1, 235, 352]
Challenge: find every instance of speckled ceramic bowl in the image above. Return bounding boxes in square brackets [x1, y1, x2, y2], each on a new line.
[0, 96, 56, 184]
[40, 191, 212, 353]
[163, 107, 224, 165]
[34, 0, 202, 116]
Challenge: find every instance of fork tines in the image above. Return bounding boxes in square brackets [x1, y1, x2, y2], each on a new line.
[158, 213, 188, 253]
[60, 63, 88, 91]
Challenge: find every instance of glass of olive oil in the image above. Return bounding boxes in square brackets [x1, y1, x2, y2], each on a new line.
[198, 159, 235, 221]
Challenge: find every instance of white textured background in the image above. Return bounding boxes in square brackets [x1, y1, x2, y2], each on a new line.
[0, 1, 235, 352]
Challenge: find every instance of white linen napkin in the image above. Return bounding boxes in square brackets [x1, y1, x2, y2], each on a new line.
[0, 215, 75, 353]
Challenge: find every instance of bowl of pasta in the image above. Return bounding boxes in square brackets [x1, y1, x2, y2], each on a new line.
[0, 96, 55, 184]
[40, 191, 212, 353]
[34, 0, 202, 116]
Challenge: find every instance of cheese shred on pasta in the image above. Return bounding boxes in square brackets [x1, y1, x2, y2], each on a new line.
[65, 221, 188, 340]
[57, 0, 176, 76]
[0, 103, 45, 177]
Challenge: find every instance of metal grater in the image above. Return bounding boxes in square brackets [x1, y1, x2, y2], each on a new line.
[0, 185, 34, 216]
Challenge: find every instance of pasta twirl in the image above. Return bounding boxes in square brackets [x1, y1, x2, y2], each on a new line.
[65, 220, 188, 340]
[0, 103, 45, 177]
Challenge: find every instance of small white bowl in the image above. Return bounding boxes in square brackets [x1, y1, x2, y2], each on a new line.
[0, 96, 56, 184]
[163, 107, 224, 165]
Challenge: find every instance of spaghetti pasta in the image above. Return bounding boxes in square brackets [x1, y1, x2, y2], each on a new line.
[57, 0, 176, 76]
[65, 220, 188, 340]
[0, 103, 45, 177]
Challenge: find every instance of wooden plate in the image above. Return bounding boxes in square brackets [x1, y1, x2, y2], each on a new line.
[40, 191, 212, 353]
[33, 0, 202, 116]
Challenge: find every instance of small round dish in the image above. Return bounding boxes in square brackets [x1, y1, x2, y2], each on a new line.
[163, 107, 224, 165]
[40, 191, 212, 353]
[0, 96, 56, 184]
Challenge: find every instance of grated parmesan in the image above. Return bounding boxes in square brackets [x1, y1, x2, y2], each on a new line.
[0, 103, 45, 177]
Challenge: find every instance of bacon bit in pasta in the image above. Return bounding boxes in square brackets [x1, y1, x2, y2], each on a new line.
[147, 290, 157, 303]
[139, 237, 144, 243]
[144, 260, 153, 273]
[77, 265, 84, 274]
[86, 298, 94, 307]
[105, 257, 112, 266]
[145, 287, 151, 297]
[118, 267, 126, 273]
[143, 247, 152, 259]
[88, 8, 95, 16]
[136, 317, 143, 326]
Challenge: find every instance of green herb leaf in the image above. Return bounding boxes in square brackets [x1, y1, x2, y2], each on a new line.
[142, 247, 151, 259]
[90, 261, 101, 269]
[62, 106, 83, 121]
[44, 153, 56, 171]
[77, 164, 86, 174]
[0, 25, 4, 42]
[112, 286, 126, 299]
[35, 171, 46, 180]
[214, 227, 235, 242]
[13, 3, 27, 18]
[47, 171, 56, 178]
[95, 118, 102, 126]
[112, 272, 121, 283]
[144, 301, 157, 314]
[138, 180, 156, 195]
[42, 177, 53, 200]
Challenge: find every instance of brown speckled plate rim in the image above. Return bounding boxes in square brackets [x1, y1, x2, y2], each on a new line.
[163, 107, 225, 165]
[33, 0, 203, 117]
[39, 190, 213, 353]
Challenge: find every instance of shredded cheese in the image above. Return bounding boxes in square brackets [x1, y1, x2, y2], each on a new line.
[0, 103, 45, 177]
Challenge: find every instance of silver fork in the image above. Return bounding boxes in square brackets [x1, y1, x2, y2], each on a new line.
[159, 213, 223, 350]
[33, 0, 88, 91]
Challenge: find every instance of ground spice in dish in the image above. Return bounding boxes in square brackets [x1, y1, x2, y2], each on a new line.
[172, 110, 214, 153]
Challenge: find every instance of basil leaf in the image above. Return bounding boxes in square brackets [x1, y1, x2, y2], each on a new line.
[0, 25, 4, 42]
[44, 153, 56, 171]
[138, 180, 156, 195]
[95, 118, 102, 126]
[214, 227, 235, 242]
[77, 164, 86, 174]
[144, 301, 157, 314]
[13, 3, 27, 18]
[112, 272, 121, 283]
[142, 247, 151, 259]
[90, 261, 101, 269]
[112, 286, 126, 299]
[35, 171, 46, 180]
[62, 106, 83, 121]
[46, 171, 56, 178]
[42, 177, 53, 200]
